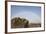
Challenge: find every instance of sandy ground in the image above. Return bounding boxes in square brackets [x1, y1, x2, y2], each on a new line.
[11, 23, 41, 28]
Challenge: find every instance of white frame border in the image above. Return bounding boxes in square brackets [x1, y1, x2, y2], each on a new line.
[7, 2, 44, 32]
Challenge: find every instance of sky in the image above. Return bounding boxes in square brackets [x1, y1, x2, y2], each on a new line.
[11, 5, 41, 23]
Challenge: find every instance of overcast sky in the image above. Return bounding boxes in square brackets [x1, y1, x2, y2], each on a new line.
[11, 5, 41, 23]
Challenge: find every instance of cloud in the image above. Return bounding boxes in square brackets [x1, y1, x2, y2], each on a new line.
[12, 11, 41, 23]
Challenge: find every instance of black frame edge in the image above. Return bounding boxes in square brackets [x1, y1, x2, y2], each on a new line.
[5, 1, 7, 34]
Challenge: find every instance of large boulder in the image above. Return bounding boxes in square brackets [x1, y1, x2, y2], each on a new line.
[11, 17, 29, 28]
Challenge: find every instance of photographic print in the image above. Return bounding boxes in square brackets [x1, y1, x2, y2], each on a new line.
[11, 5, 41, 28]
[6, 1, 45, 32]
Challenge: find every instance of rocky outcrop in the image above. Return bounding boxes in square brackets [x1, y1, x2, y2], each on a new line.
[11, 17, 29, 28]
